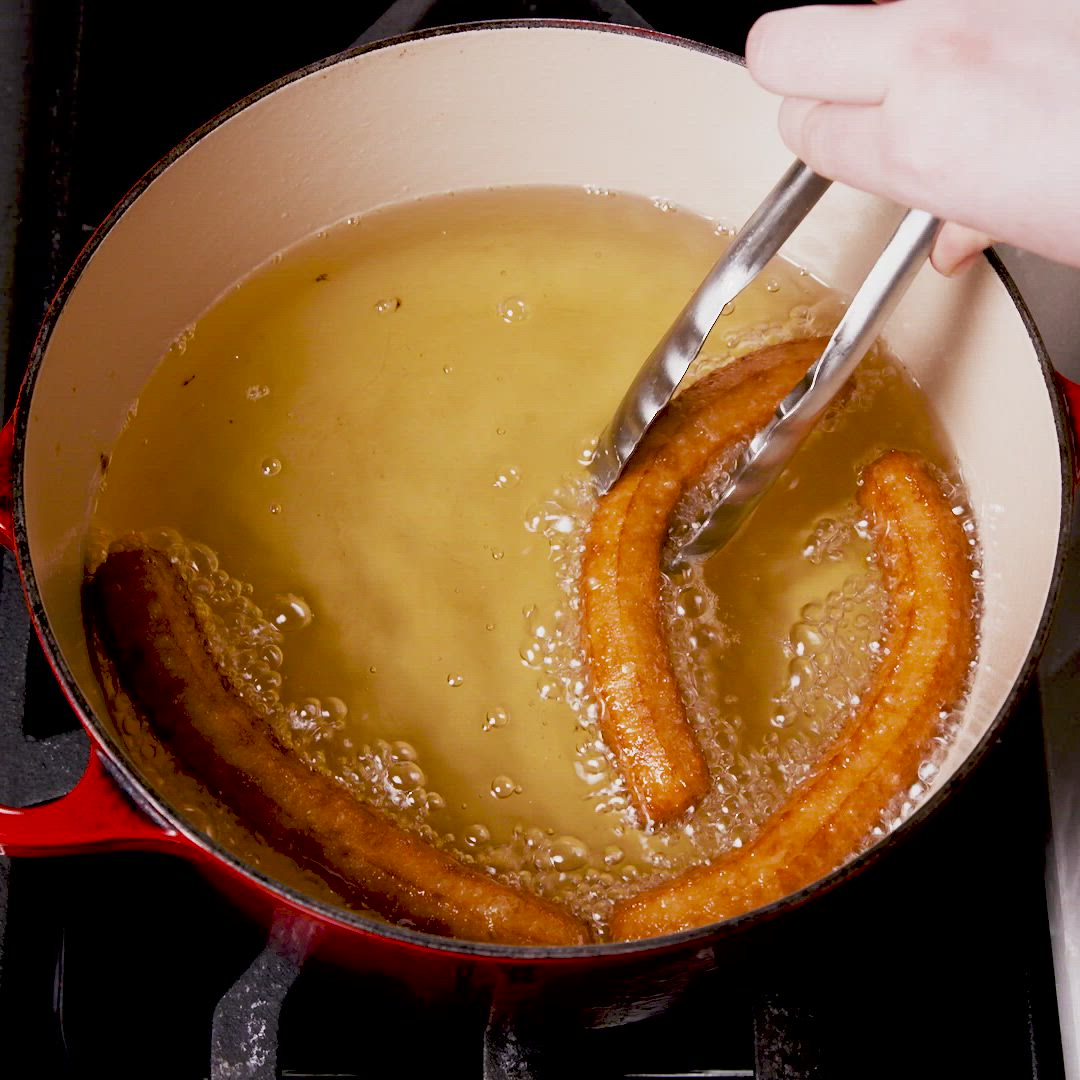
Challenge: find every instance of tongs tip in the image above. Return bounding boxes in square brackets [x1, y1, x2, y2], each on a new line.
[588, 432, 624, 496]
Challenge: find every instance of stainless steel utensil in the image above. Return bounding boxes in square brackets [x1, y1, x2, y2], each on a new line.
[589, 159, 943, 568]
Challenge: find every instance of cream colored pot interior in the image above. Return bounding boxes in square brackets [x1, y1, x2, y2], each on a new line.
[24, 26, 1061, 826]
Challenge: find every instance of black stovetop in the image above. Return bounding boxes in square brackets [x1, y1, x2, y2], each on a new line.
[0, 3, 1067, 1077]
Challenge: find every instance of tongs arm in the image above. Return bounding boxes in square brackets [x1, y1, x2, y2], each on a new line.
[674, 207, 943, 565]
[589, 155, 943, 567]
[589, 160, 833, 494]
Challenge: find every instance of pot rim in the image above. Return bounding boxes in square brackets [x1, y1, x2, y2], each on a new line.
[9, 18, 1075, 962]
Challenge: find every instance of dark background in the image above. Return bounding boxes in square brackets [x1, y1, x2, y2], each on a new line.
[0, 3, 1070, 1078]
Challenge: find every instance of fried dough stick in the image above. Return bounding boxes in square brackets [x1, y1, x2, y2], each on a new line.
[609, 450, 976, 940]
[582, 338, 829, 825]
[86, 548, 588, 947]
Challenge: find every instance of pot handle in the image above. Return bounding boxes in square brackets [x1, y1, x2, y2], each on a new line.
[0, 743, 183, 856]
[0, 412, 185, 857]
[1057, 372, 1080, 487]
[0, 413, 14, 552]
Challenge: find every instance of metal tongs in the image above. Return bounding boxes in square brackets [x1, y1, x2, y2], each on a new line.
[589, 160, 943, 567]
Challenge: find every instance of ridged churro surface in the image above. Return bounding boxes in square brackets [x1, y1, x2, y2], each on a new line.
[86, 547, 588, 947]
[609, 450, 976, 940]
[581, 338, 828, 824]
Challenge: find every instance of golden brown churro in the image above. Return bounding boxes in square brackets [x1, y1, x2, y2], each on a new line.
[581, 338, 829, 825]
[86, 548, 588, 947]
[609, 449, 976, 940]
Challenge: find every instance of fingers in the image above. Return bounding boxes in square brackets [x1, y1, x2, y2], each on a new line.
[931, 222, 993, 276]
[779, 98, 993, 276]
[746, 1, 1080, 269]
[777, 97, 892, 193]
[746, 4, 896, 105]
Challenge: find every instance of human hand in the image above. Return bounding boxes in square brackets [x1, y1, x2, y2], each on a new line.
[745, 0, 1080, 273]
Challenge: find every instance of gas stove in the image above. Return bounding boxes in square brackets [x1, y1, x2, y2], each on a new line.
[0, 3, 1075, 1077]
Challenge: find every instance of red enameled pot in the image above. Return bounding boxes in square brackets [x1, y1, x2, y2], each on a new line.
[0, 22, 1077, 1019]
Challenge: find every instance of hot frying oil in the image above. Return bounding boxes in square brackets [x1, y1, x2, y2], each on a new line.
[88, 187, 955, 934]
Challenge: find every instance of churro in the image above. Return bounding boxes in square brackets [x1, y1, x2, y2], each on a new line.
[581, 338, 828, 824]
[609, 449, 976, 940]
[85, 547, 588, 947]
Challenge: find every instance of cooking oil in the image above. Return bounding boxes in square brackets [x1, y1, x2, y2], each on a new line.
[87, 186, 961, 936]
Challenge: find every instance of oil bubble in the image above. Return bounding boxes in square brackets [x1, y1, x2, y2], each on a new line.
[323, 697, 348, 724]
[389, 761, 426, 791]
[493, 467, 521, 489]
[447, 673, 464, 687]
[491, 775, 520, 799]
[374, 297, 400, 314]
[286, 698, 325, 733]
[576, 439, 598, 466]
[519, 640, 542, 668]
[497, 297, 528, 324]
[676, 587, 706, 618]
[537, 676, 559, 700]
[464, 824, 491, 847]
[260, 457, 282, 478]
[268, 593, 313, 630]
[261, 644, 284, 668]
[603, 845, 624, 867]
[171, 327, 195, 355]
[391, 741, 418, 762]
[541, 836, 589, 872]
[246, 385, 270, 401]
[483, 706, 510, 732]
[185, 542, 219, 578]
